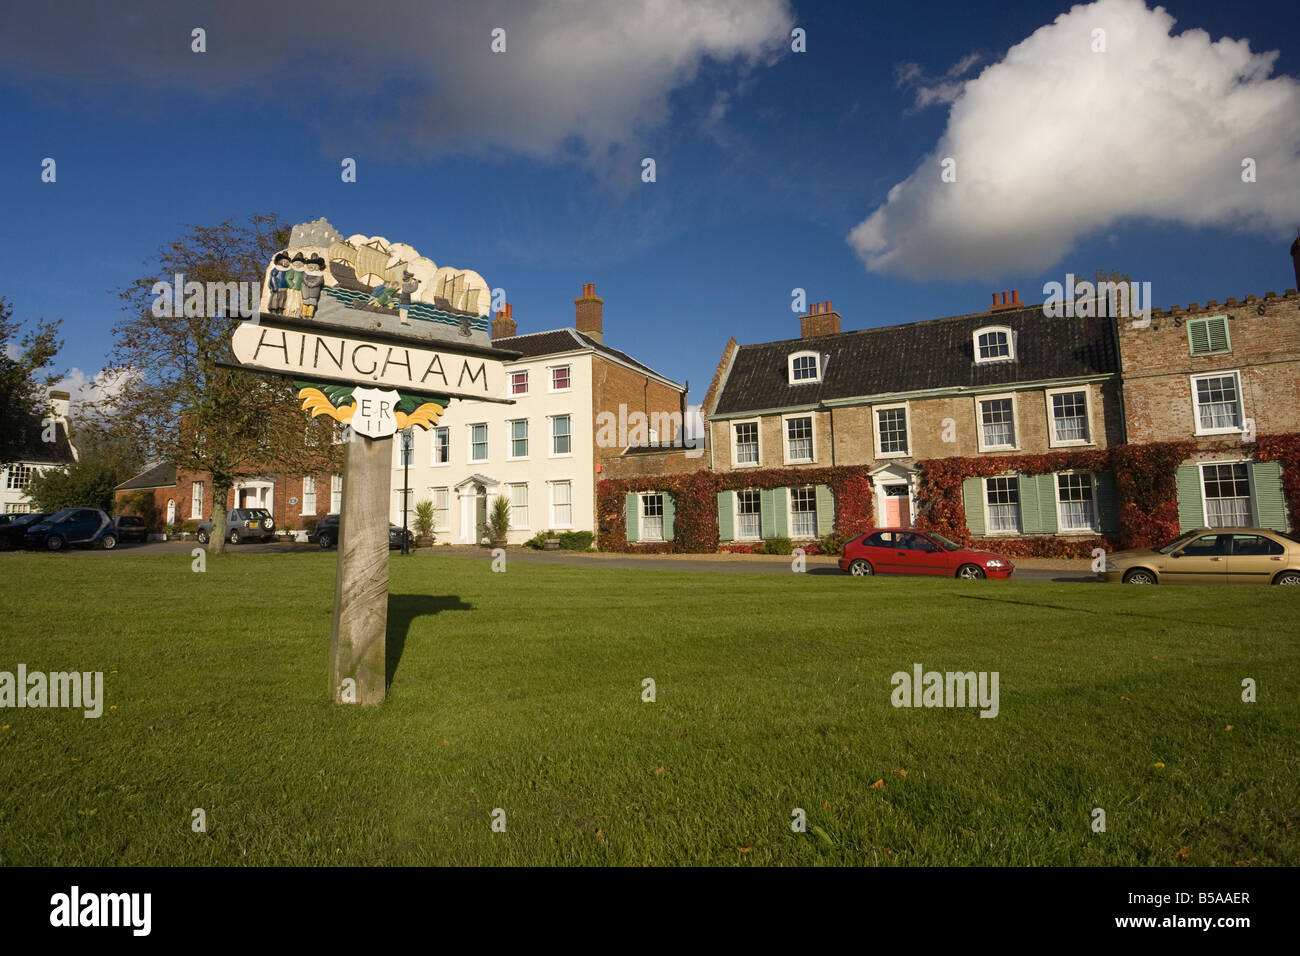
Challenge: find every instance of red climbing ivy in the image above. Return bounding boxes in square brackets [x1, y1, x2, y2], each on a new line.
[1258, 433, 1300, 532]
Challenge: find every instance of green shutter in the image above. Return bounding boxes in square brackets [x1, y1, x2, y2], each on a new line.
[625, 492, 639, 542]
[1187, 316, 1230, 356]
[815, 485, 835, 536]
[663, 494, 676, 541]
[1036, 474, 1058, 534]
[717, 491, 735, 541]
[1251, 461, 1286, 531]
[760, 488, 775, 538]
[962, 477, 986, 537]
[773, 488, 789, 537]
[1094, 471, 1119, 534]
[1018, 474, 1042, 534]
[1175, 465, 1204, 532]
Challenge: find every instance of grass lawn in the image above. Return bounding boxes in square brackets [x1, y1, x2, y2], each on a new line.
[0, 550, 1296, 866]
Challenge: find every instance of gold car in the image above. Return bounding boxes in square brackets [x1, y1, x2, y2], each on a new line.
[1100, 528, 1300, 586]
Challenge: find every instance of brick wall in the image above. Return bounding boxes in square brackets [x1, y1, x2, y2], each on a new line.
[1119, 291, 1300, 445]
[600, 448, 709, 480]
[591, 357, 685, 461]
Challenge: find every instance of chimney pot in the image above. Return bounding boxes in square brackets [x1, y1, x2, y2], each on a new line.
[825, 301, 832, 312]
[575, 282, 603, 343]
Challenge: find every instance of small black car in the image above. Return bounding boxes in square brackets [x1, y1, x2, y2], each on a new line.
[23, 508, 115, 550]
[311, 514, 414, 551]
[0, 513, 49, 550]
[109, 515, 150, 544]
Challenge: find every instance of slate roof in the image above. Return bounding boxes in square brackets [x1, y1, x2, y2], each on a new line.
[495, 328, 681, 387]
[712, 304, 1119, 416]
[7, 415, 77, 466]
[114, 462, 177, 491]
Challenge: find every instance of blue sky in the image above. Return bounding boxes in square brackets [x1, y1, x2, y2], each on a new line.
[1, 0, 1297, 406]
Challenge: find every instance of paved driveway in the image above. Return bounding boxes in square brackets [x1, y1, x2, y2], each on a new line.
[44, 538, 1097, 582]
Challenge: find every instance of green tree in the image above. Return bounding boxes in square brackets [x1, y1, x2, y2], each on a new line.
[24, 457, 122, 512]
[0, 297, 63, 468]
[95, 215, 342, 553]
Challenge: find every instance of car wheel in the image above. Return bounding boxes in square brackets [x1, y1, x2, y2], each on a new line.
[957, 564, 985, 580]
[229, 529, 242, 545]
[848, 558, 873, 577]
[1273, 570, 1300, 587]
[46, 534, 66, 552]
[318, 533, 332, 550]
[100, 534, 117, 550]
[197, 530, 208, 544]
[1123, 568, 1157, 585]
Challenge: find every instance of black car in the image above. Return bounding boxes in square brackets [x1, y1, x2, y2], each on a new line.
[311, 514, 414, 551]
[109, 515, 150, 544]
[0, 513, 49, 550]
[23, 508, 115, 550]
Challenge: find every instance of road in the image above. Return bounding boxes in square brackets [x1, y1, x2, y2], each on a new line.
[23, 537, 1098, 582]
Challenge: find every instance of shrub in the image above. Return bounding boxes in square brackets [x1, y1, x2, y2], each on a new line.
[762, 536, 793, 555]
[818, 531, 848, 556]
[558, 530, 594, 551]
[413, 500, 436, 543]
[524, 530, 553, 550]
[181, 520, 199, 534]
[302, 517, 319, 535]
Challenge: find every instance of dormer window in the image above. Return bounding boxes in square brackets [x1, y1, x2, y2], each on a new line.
[973, 326, 1014, 363]
[788, 350, 821, 384]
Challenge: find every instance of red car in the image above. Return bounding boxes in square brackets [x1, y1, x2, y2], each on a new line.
[838, 528, 1014, 580]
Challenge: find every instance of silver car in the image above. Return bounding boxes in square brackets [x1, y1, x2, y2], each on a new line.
[196, 508, 277, 545]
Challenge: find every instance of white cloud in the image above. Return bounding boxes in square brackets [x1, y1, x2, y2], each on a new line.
[895, 52, 983, 109]
[53, 367, 135, 415]
[850, 0, 1300, 279]
[0, 0, 793, 171]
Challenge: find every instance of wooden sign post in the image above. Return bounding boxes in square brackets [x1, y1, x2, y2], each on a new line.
[224, 218, 518, 705]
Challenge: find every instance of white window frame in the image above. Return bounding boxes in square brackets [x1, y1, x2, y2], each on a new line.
[549, 364, 572, 393]
[640, 492, 665, 542]
[787, 350, 822, 385]
[976, 393, 1019, 452]
[1054, 470, 1098, 534]
[788, 485, 818, 539]
[509, 369, 530, 396]
[300, 477, 315, 516]
[734, 488, 763, 540]
[469, 423, 489, 463]
[330, 475, 343, 513]
[873, 402, 911, 459]
[983, 475, 1021, 535]
[1045, 386, 1094, 448]
[1190, 370, 1245, 437]
[191, 481, 205, 519]
[508, 418, 529, 460]
[429, 486, 451, 532]
[1199, 459, 1255, 528]
[550, 414, 573, 458]
[731, 418, 761, 468]
[549, 480, 573, 529]
[782, 412, 816, 464]
[431, 426, 450, 466]
[507, 482, 529, 530]
[973, 326, 1015, 364]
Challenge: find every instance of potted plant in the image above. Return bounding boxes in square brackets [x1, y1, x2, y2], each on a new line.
[486, 494, 512, 548]
[413, 499, 436, 547]
[542, 531, 560, 551]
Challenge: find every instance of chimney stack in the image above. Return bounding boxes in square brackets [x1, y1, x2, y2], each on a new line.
[990, 289, 1023, 312]
[491, 302, 517, 339]
[799, 300, 841, 338]
[47, 389, 71, 421]
[1291, 233, 1300, 292]
[575, 282, 603, 344]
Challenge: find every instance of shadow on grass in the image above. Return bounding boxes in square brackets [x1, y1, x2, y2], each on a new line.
[956, 592, 1234, 629]
[386, 593, 474, 688]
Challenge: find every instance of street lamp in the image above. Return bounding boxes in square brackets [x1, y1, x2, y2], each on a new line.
[400, 427, 413, 555]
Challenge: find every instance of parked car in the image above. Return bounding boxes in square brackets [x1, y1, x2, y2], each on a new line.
[839, 528, 1014, 579]
[22, 508, 116, 551]
[196, 508, 277, 545]
[1099, 527, 1300, 585]
[311, 514, 414, 551]
[0, 513, 49, 550]
[109, 515, 149, 544]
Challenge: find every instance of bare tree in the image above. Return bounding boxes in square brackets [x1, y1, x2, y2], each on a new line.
[97, 215, 342, 552]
